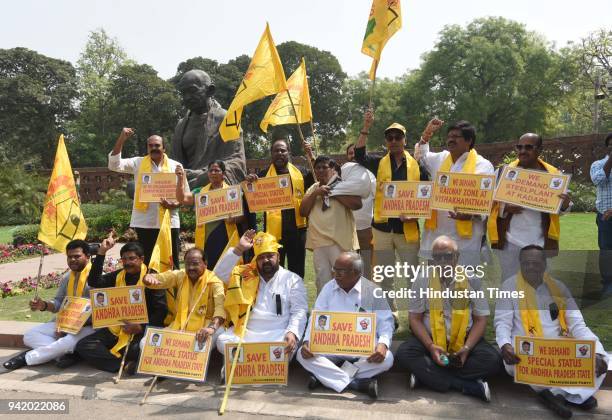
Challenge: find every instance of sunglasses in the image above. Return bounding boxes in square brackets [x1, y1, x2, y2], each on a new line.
[515, 144, 536, 151]
[385, 134, 404, 142]
[432, 252, 456, 262]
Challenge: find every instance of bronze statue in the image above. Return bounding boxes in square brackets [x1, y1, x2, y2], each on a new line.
[173, 70, 246, 187]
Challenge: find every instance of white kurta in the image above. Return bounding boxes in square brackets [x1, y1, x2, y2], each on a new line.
[494, 274, 609, 403]
[415, 143, 494, 266]
[213, 249, 308, 355]
[297, 277, 395, 392]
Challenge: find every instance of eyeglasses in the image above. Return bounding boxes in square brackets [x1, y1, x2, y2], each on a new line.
[432, 252, 456, 262]
[385, 134, 404, 142]
[515, 144, 536, 151]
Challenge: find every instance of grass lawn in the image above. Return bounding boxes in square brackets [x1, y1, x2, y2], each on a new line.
[0, 225, 21, 244]
[559, 212, 598, 250]
[0, 288, 56, 322]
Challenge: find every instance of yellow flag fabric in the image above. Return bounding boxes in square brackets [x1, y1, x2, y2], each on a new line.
[220, 23, 288, 141]
[361, 0, 402, 80]
[38, 135, 88, 252]
[224, 261, 260, 337]
[260, 57, 312, 132]
[149, 209, 174, 274]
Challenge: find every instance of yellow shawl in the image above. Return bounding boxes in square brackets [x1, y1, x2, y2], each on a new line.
[517, 271, 568, 337]
[429, 274, 470, 353]
[265, 163, 306, 240]
[134, 154, 171, 221]
[169, 270, 224, 332]
[67, 262, 92, 297]
[224, 261, 259, 337]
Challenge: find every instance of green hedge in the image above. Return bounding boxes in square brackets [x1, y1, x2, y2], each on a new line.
[86, 209, 132, 242]
[81, 203, 118, 219]
[569, 181, 596, 212]
[11, 225, 39, 245]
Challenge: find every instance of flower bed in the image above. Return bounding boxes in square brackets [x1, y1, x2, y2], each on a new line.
[0, 244, 51, 264]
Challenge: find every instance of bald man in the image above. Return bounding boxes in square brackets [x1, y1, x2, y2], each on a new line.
[488, 133, 572, 281]
[108, 128, 188, 266]
[396, 236, 501, 402]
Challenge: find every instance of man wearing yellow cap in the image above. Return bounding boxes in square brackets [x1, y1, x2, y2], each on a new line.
[355, 109, 422, 321]
[415, 119, 494, 267]
[213, 230, 308, 359]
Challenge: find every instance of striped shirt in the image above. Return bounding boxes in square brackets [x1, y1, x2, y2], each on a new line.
[590, 156, 612, 213]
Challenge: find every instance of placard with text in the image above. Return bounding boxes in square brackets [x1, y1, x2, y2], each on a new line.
[430, 171, 495, 216]
[241, 175, 294, 212]
[309, 311, 376, 357]
[195, 186, 243, 225]
[56, 296, 91, 334]
[90, 286, 148, 328]
[379, 181, 433, 218]
[224, 342, 289, 385]
[138, 172, 177, 202]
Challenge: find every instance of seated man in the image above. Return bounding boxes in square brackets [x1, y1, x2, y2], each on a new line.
[395, 236, 501, 402]
[495, 245, 609, 418]
[75, 238, 167, 373]
[3, 240, 96, 370]
[297, 252, 394, 399]
[142, 247, 225, 348]
[213, 230, 307, 362]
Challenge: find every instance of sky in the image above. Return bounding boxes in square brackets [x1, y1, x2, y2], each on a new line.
[1, 0, 610, 80]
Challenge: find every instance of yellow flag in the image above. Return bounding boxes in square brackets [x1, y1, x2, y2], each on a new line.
[220, 23, 288, 141]
[149, 209, 173, 273]
[361, 0, 402, 80]
[260, 57, 312, 133]
[38, 135, 87, 252]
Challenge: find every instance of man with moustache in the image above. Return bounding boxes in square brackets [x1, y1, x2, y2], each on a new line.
[75, 238, 167, 373]
[213, 230, 307, 365]
[108, 127, 187, 267]
[488, 133, 572, 281]
[3, 240, 96, 370]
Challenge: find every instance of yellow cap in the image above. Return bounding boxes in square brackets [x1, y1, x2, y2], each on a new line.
[384, 123, 406, 135]
[253, 232, 282, 257]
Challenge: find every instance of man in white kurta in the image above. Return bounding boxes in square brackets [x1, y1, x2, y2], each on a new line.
[297, 252, 394, 398]
[415, 120, 494, 266]
[213, 230, 307, 357]
[495, 245, 608, 416]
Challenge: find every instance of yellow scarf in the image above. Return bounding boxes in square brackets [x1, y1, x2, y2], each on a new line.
[169, 270, 224, 332]
[108, 264, 147, 358]
[224, 261, 260, 336]
[429, 273, 470, 353]
[67, 262, 92, 297]
[425, 149, 478, 238]
[488, 159, 561, 245]
[134, 154, 171, 222]
[194, 182, 239, 263]
[517, 271, 568, 337]
[164, 288, 177, 327]
[265, 163, 306, 240]
[374, 151, 421, 242]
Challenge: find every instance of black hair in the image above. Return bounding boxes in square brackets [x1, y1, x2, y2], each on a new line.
[519, 244, 546, 260]
[96, 292, 105, 298]
[270, 137, 290, 152]
[208, 160, 226, 172]
[66, 239, 91, 256]
[346, 143, 355, 154]
[318, 315, 328, 321]
[184, 247, 208, 263]
[120, 242, 145, 258]
[448, 121, 476, 149]
[606, 132, 612, 147]
[314, 155, 331, 167]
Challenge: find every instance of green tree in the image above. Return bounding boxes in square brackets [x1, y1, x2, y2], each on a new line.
[0, 47, 78, 168]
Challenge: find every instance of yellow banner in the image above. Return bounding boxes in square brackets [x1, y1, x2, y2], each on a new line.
[90, 286, 149, 328]
[513, 336, 596, 388]
[55, 296, 91, 334]
[241, 175, 293, 212]
[137, 328, 212, 381]
[195, 186, 243, 225]
[493, 166, 571, 214]
[224, 341, 288, 385]
[309, 311, 376, 357]
[38, 134, 87, 252]
[138, 172, 177, 202]
[379, 181, 433, 218]
[430, 171, 495, 216]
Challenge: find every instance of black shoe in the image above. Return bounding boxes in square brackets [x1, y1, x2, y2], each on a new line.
[461, 379, 491, 402]
[538, 390, 573, 418]
[367, 379, 378, 399]
[55, 353, 80, 369]
[124, 361, 137, 376]
[566, 396, 597, 411]
[308, 375, 320, 390]
[3, 351, 28, 370]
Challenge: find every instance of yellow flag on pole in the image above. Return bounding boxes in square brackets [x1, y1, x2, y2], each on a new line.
[149, 209, 173, 273]
[38, 135, 87, 252]
[260, 57, 312, 133]
[220, 23, 288, 141]
[361, 0, 402, 80]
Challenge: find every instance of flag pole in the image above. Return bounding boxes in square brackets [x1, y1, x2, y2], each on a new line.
[33, 248, 45, 300]
[219, 304, 252, 415]
[113, 334, 133, 384]
[368, 61, 378, 108]
[286, 89, 316, 180]
[309, 121, 320, 156]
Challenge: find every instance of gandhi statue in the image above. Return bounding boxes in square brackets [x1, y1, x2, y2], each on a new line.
[173, 70, 246, 188]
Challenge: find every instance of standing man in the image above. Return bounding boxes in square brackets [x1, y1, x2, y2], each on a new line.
[354, 109, 422, 320]
[489, 133, 572, 281]
[3, 240, 95, 370]
[416, 119, 495, 266]
[108, 127, 186, 267]
[346, 144, 377, 279]
[245, 136, 314, 278]
[75, 239, 167, 373]
[297, 252, 394, 399]
[173, 69, 246, 188]
[590, 132, 612, 296]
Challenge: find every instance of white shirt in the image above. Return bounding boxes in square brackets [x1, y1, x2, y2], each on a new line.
[494, 274, 608, 358]
[303, 277, 394, 347]
[108, 152, 188, 229]
[351, 167, 376, 231]
[214, 249, 308, 340]
[415, 143, 495, 259]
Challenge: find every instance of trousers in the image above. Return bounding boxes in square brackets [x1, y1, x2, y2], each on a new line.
[23, 321, 95, 366]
